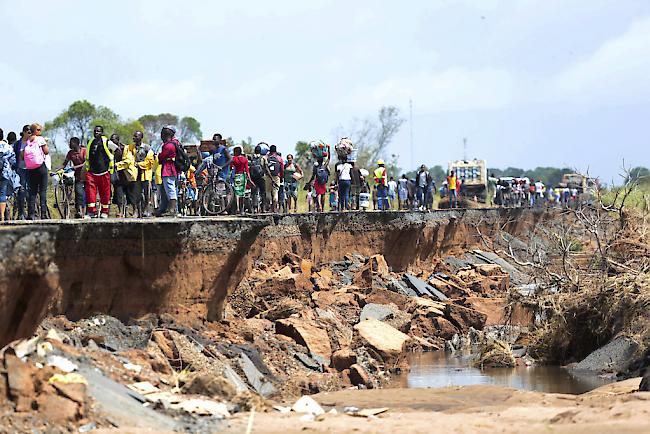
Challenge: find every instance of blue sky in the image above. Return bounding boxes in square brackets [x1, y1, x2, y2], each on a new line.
[1, 0, 649, 183]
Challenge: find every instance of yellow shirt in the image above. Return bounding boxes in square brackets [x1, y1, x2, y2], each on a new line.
[447, 175, 457, 190]
[132, 144, 155, 182]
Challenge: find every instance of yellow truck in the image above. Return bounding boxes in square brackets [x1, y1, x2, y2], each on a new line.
[448, 159, 488, 202]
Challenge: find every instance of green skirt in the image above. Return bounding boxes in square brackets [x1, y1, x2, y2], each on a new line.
[234, 173, 247, 197]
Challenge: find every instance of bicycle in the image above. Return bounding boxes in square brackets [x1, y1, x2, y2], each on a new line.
[50, 169, 75, 219]
[200, 168, 234, 215]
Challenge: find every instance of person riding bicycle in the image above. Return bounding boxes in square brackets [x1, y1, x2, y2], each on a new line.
[211, 133, 232, 182]
[60, 137, 86, 218]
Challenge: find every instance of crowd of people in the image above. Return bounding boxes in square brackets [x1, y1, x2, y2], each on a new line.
[0, 123, 578, 221]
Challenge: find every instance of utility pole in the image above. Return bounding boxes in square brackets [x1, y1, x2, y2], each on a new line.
[463, 137, 467, 161]
[409, 99, 414, 170]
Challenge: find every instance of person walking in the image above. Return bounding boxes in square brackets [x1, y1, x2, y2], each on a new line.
[211, 133, 233, 182]
[265, 145, 284, 213]
[248, 144, 268, 213]
[446, 170, 458, 209]
[397, 174, 408, 210]
[307, 157, 329, 212]
[113, 134, 139, 217]
[0, 128, 17, 221]
[23, 123, 50, 219]
[230, 146, 251, 214]
[387, 176, 397, 210]
[416, 165, 431, 210]
[284, 154, 302, 213]
[335, 158, 352, 211]
[373, 159, 388, 211]
[155, 126, 180, 217]
[84, 126, 113, 218]
[131, 131, 155, 217]
[12, 125, 30, 219]
[60, 137, 86, 218]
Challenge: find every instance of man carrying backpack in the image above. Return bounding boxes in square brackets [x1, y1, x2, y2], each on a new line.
[155, 125, 183, 217]
[305, 157, 329, 212]
[84, 125, 113, 218]
[373, 159, 389, 211]
[249, 144, 267, 212]
[265, 144, 284, 213]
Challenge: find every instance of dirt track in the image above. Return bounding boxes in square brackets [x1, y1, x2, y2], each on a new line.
[224, 379, 650, 433]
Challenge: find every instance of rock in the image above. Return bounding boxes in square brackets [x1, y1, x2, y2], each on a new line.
[445, 303, 487, 332]
[640, 369, 650, 392]
[37, 394, 80, 424]
[238, 353, 277, 398]
[434, 317, 458, 340]
[354, 319, 410, 360]
[182, 372, 237, 399]
[282, 251, 302, 266]
[5, 353, 35, 412]
[300, 259, 313, 276]
[152, 330, 178, 365]
[473, 339, 515, 368]
[573, 336, 639, 373]
[292, 395, 325, 415]
[274, 266, 297, 279]
[276, 318, 332, 366]
[51, 382, 86, 405]
[294, 353, 322, 371]
[404, 274, 448, 301]
[359, 303, 398, 322]
[349, 364, 371, 388]
[354, 255, 390, 287]
[331, 349, 357, 371]
[473, 263, 504, 276]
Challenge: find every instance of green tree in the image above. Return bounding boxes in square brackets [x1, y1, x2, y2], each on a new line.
[138, 113, 179, 148]
[294, 140, 311, 170]
[178, 116, 202, 144]
[44, 99, 97, 147]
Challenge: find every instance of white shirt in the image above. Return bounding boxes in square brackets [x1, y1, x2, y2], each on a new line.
[336, 162, 352, 181]
[535, 181, 544, 193]
[388, 180, 397, 194]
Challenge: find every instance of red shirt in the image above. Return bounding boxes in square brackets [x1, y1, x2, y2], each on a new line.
[158, 140, 178, 177]
[65, 148, 86, 179]
[231, 155, 250, 175]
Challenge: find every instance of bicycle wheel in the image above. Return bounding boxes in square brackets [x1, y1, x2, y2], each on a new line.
[54, 183, 68, 219]
[202, 179, 234, 215]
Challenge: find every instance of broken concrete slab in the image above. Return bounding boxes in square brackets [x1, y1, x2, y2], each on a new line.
[354, 318, 410, 360]
[471, 250, 527, 285]
[276, 317, 332, 366]
[573, 336, 639, 373]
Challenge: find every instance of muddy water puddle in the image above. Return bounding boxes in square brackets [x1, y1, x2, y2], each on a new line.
[392, 351, 615, 394]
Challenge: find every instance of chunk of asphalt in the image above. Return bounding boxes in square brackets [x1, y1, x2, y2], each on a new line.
[387, 278, 417, 297]
[238, 353, 277, 398]
[404, 274, 448, 301]
[294, 353, 322, 371]
[79, 366, 180, 431]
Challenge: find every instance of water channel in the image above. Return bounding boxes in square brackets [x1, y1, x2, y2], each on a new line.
[393, 351, 616, 394]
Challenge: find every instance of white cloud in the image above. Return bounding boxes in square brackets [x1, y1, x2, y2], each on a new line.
[546, 15, 650, 105]
[338, 67, 514, 112]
